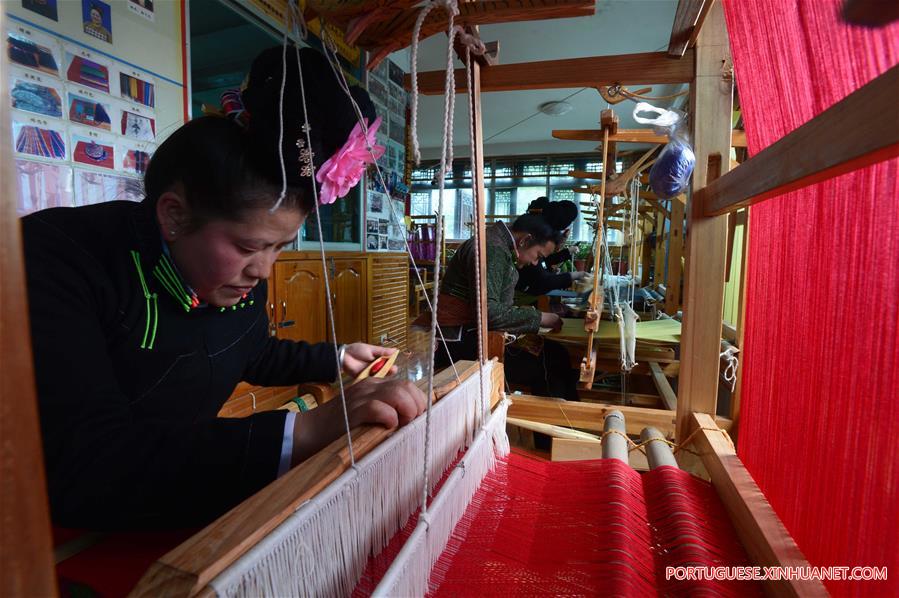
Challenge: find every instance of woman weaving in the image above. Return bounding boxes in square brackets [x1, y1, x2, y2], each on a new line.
[21, 47, 426, 530]
[426, 213, 580, 401]
[515, 197, 587, 298]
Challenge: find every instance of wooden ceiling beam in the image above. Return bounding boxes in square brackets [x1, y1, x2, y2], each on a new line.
[554, 128, 747, 147]
[406, 50, 694, 93]
[361, 0, 593, 67]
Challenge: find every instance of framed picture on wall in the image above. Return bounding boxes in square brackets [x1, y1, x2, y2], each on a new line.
[65, 48, 111, 93]
[12, 117, 66, 161]
[22, 0, 59, 22]
[82, 0, 113, 44]
[7, 29, 59, 76]
[10, 70, 63, 118]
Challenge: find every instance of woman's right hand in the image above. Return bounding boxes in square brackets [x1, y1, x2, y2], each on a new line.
[291, 377, 427, 465]
[570, 271, 587, 281]
[540, 311, 563, 332]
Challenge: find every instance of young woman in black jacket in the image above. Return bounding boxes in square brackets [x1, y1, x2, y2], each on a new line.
[22, 47, 425, 529]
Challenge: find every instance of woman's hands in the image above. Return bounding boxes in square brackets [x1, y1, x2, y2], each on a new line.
[570, 271, 587, 281]
[540, 311, 563, 332]
[291, 376, 427, 465]
[341, 343, 399, 377]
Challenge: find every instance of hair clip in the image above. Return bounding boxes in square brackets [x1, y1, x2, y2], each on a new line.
[296, 137, 314, 177]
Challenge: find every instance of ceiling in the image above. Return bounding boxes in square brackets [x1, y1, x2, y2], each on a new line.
[394, 0, 687, 161]
[189, 0, 687, 160]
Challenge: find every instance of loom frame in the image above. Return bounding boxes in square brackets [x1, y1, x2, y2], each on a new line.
[2, 1, 892, 596]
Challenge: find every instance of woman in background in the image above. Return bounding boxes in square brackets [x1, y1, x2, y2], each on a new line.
[516, 198, 587, 297]
[426, 213, 580, 401]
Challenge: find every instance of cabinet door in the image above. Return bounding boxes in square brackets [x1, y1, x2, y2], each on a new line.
[328, 257, 367, 345]
[273, 260, 326, 344]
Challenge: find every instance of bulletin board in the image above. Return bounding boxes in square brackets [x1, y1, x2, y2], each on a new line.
[364, 57, 409, 253]
[5, 0, 185, 215]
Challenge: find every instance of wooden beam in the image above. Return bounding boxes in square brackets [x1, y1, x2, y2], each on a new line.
[664, 196, 685, 314]
[360, 0, 593, 64]
[729, 208, 751, 430]
[554, 128, 746, 147]
[690, 413, 826, 596]
[649, 362, 678, 411]
[699, 64, 899, 217]
[653, 209, 667, 285]
[686, 0, 716, 49]
[668, 0, 708, 57]
[408, 51, 695, 94]
[841, 0, 899, 27]
[132, 361, 483, 596]
[551, 438, 651, 471]
[0, 8, 58, 594]
[676, 1, 732, 440]
[465, 27, 490, 363]
[508, 394, 732, 438]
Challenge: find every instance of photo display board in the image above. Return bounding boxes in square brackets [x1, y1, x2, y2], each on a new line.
[7, 0, 183, 215]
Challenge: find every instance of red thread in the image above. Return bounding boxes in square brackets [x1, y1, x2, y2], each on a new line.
[355, 455, 759, 596]
[370, 357, 387, 375]
[723, 1, 899, 595]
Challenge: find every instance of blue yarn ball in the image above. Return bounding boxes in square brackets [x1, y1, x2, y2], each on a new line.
[649, 142, 695, 199]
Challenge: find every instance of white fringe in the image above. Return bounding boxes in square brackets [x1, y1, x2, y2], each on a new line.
[372, 397, 511, 598]
[209, 362, 494, 598]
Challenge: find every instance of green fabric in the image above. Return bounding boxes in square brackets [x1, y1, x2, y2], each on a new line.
[441, 222, 541, 335]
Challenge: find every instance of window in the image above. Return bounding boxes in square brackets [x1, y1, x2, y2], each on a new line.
[410, 154, 629, 240]
[492, 188, 512, 215]
[457, 189, 473, 240]
[411, 192, 430, 216]
[493, 162, 513, 178]
[549, 161, 574, 175]
[519, 160, 548, 177]
[516, 186, 547, 215]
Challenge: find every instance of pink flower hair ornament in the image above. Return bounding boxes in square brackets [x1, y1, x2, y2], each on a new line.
[315, 116, 385, 205]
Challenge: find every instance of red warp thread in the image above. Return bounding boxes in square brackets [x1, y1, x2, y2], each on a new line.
[723, 1, 899, 595]
[354, 454, 760, 596]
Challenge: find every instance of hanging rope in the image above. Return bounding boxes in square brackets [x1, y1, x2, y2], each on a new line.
[284, 6, 357, 464]
[317, 23, 463, 384]
[420, 0, 460, 518]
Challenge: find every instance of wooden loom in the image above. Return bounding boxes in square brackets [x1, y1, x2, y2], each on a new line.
[4, 1, 899, 596]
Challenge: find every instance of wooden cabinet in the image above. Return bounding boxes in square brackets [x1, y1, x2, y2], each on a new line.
[271, 260, 326, 344]
[221, 251, 408, 416]
[327, 257, 367, 345]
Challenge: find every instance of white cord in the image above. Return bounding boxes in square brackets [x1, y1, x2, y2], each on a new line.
[721, 345, 740, 392]
[288, 34, 356, 465]
[421, 0, 459, 516]
[317, 26, 462, 384]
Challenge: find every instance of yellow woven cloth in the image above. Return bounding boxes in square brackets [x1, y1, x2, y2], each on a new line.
[547, 317, 681, 345]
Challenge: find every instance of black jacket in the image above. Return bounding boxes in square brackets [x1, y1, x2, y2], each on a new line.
[22, 199, 337, 528]
[516, 248, 573, 296]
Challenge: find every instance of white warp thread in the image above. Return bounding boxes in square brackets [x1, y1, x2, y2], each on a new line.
[371, 397, 510, 598]
[209, 362, 492, 598]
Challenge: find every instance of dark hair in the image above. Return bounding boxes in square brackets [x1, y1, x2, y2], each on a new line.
[526, 196, 550, 214]
[541, 199, 578, 231]
[510, 214, 564, 247]
[144, 45, 376, 229]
